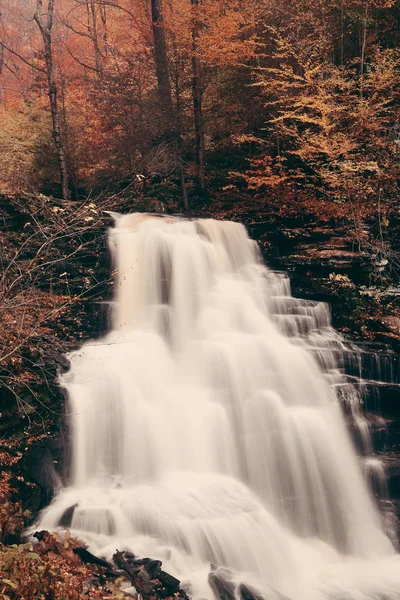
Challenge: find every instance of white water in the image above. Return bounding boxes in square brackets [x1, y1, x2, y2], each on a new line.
[38, 214, 400, 600]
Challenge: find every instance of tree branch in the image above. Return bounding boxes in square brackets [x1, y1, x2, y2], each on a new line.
[34, 0, 44, 32]
[62, 19, 92, 39]
[47, 0, 55, 31]
[0, 41, 46, 73]
[63, 42, 100, 72]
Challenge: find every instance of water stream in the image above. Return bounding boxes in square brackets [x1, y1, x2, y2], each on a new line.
[38, 214, 400, 600]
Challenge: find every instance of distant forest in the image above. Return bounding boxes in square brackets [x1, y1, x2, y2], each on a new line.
[0, 1, 398, 211]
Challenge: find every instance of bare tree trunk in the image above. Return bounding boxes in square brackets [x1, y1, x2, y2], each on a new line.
[175, 83, 188, 211]
[86, 0, 102, 74]
[191, 0, 206, 197]
[151, 0, 174, 122]
[34, 0, 69, 200]
[360, 2, 368, 100]
[340, 0, 344, 70]
[151, 0, 188, 209]
[99, 5, 109, 56]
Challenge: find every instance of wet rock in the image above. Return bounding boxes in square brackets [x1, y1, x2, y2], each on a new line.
[124, 551, 137, 561]
[239, 583, 289, 600]
[239, 584, 265, 600]
[208, 569, 236, 600]
[58, 503, 78, 527]
[73, 547, 113, 569]
[145, 558, 162, 578]
[158, 570, 181, 591]
[20, 441, 62, 511]
[365, 384, 400, 419]
[113, 550, 189, 600]
[47, 349, 71, 371]
[379, 456, 400, 498]
[113, 552, 156, 598]
[33, 529, 54, 543]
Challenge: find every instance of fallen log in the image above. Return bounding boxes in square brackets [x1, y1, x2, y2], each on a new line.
[113, 550, 190, 600]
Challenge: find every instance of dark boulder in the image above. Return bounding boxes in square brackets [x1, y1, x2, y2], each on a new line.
[20, 441, 62, 512]
[73, 546, 113, 570]
[58, 503, 78, 527]
[239, 584, 265, 600]
[208, 569, 236, 600]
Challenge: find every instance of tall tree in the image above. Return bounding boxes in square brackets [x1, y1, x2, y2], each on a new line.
[191, 0, 206, 197]
[151, 0, 174, 124]
[87, 0, 102, 73]
[151, 0, 188, 209]
[34, 0, 69, 200]
[360, 1, 369, 99]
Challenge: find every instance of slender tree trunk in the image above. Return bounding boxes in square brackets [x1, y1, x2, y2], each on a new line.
[100, 6, 109, 56]
[86, 0, 102, 74]
[151, 0, 188, 209]
[275, 124, 280, 157]
[360, 2, 368, 100]
[34, 0, 69, 200]
[175, 82, 188, 211]
[191, 0, 206, 197]
[340, 0, 344, 70]
[151, 0, 174, 122]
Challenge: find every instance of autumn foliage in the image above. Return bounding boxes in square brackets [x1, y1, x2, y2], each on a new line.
[0, 0, 396, 212]
[0, 4, 399, 594]
[0, 0, 399, 426]
[0, 531, 125, 599]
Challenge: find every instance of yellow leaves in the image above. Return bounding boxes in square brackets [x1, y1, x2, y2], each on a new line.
[25, 553, 41, 560]
[339, 160, 380, 174]
[353, 0, 397, 7]
[166, 0, 262, 68]
[230, 134, 265, 146]
[294, 131, 357, 162]
[250, 23, 399, 206]
[0, 109, 43, 194]
[1, 578, 18, 590]
[241, 156, 289, 190]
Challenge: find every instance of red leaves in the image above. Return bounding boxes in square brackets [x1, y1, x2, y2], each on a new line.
[0, 532, 121, 599]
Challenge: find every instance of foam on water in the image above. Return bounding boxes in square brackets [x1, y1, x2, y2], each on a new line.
[37, 214, 400, 600]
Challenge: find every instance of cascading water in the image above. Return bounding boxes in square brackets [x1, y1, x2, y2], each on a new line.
[38, 214, 400, 600]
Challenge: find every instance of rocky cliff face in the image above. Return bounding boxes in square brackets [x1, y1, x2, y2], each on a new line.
[1, 197, 399, 545]
[254, 223, 400, 347]
[248, 219, 400, 541]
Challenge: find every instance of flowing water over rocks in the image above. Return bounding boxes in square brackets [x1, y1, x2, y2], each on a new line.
[37, 214, 400, 600]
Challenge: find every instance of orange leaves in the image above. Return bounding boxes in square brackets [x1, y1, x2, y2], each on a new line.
[348, 0, 397, 8]
[163, 0, 263, 70]
[194, 0, 261, 67]
[0, 0, 398, 213]
[241, 156, 289, 190]
[0, 533, 104, 599]
[247, 2, 400, 210]
[0, 459, 26, 544]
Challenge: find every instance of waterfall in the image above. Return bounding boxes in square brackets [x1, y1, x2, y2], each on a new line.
[38, 214, 400, 600]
